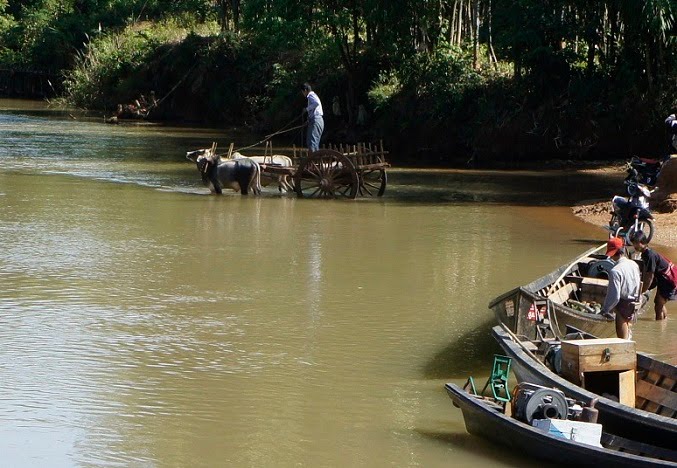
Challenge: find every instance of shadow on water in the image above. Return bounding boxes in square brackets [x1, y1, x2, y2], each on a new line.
[421, 238, 605, 382]
[422, 319, 503, 380]
[418, 318, 560, 468]
[384, 170, 623, 207]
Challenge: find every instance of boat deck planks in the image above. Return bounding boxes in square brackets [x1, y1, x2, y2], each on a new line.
[636, 379, 677, 415]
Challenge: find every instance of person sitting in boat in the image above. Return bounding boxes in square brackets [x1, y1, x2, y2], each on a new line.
[600, 237, 641, 339]
[630, 232, 677, 320]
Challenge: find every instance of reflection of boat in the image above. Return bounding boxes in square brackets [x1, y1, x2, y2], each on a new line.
[445, 383, 677, 467]
[493, 324, 677, 450]
[489, 244, 618, 339]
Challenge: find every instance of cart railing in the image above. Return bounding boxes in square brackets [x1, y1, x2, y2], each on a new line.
[291, 141, 389, 168]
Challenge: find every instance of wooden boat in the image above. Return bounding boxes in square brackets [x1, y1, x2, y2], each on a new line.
[489, 243, 619, 338]
[445, 383, 677, 467]
[492, 324, 677, 450]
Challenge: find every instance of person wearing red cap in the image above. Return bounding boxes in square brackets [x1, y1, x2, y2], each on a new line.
[600, 237, 641, 339]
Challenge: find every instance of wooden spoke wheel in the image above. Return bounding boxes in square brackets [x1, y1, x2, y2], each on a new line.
[294, 149, 359, 199]
[358, 168, 387, 197]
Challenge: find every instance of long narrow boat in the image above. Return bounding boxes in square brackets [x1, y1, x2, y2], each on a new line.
[493, 324, 677, 450]
[445, 383, 677, 467]
[490, 244, 619, 338]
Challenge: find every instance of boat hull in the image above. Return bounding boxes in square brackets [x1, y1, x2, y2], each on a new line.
[489, 244, 617, 339]
[491, 285, 616, 339]
[445, 383, 676, 467]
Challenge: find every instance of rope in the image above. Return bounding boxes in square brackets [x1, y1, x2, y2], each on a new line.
[233, 115, 305, 153]
[144, 62, 198, 117]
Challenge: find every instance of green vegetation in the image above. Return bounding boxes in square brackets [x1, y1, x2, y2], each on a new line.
[0, 0, 675, 165]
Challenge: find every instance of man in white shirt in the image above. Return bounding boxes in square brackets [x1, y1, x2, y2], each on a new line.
[302, 83, 324, 152]
[600, 237, 641, 339]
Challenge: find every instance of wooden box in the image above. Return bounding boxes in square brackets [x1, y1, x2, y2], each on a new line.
[579, 277, 609, 304]
[561, 338, 636, 407]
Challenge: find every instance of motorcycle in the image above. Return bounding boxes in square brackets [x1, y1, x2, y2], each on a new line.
[624, 156, 665, 187]
[608, 179, 656, 244]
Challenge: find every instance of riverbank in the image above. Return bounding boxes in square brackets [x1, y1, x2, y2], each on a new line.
[572, 165, 677, 248]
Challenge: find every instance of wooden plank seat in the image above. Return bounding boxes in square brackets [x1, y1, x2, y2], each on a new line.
[548, 281, 578, 304]
[636, 379, 677, 416]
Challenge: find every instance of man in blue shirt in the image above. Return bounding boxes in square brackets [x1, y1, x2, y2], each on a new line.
[302, 83, 324, 152]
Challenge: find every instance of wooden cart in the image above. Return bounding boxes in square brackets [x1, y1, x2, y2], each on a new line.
[258, 141, 390, 199]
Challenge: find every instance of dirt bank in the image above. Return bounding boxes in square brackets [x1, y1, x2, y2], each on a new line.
[572, 166, 677, 248]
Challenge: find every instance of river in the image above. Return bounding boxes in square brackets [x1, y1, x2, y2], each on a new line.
[1, 99, 675, 467]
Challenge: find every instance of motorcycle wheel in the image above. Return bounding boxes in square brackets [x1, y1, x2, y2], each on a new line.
[625, 219, 655, 244]
[608, 214, 625, 238]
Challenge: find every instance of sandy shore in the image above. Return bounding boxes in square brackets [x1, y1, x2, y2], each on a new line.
[572, 166, 677, 248]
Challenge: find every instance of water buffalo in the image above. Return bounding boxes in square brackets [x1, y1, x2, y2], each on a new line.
[186, 149, 261, 195]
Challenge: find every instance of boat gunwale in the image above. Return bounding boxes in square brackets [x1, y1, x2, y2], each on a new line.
[488, 243, 606, 310]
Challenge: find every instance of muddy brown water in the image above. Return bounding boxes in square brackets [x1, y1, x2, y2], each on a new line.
[1, 99, 675, 467]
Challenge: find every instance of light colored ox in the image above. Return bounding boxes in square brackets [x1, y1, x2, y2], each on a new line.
[186, 148, 262, 195]
[231, 152, 295, 192]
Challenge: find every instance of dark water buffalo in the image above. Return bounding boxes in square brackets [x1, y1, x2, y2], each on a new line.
[186, 149, 261, 195]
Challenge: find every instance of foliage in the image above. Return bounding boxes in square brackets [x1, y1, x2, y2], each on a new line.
[1, 0, 675, 164]
[398, 44, 483, 117]
[63, 18, 217, 108]
[367, 71, 401, 111]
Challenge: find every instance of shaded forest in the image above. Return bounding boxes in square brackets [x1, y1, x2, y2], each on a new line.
[0, 0, 675, 165]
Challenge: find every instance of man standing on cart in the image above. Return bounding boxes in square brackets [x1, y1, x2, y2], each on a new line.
[302, 83, 324, 152]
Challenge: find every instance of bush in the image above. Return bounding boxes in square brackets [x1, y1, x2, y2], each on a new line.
[63, 18, 219, 109]
[368, 71, 401, 111]
[398, 44, 484, 117]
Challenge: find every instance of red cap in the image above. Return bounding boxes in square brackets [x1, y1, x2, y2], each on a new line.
[605, 237, 624, 257]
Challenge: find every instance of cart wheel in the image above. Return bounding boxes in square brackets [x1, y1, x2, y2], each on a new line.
[358, 168, 387, 197]
[294, 149, 359, 199]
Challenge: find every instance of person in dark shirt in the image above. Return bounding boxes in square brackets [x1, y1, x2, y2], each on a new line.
[666, 114, 677, 154]
[630, 232, 677, 320]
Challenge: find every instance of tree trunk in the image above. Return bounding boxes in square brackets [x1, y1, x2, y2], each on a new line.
[450, 0, 457, 45]
[645, 42, 653, 91]
[231, 0, 240, 30]
[487, 0, 498, 69]
[585, 8, 597, 76]
[217, 0, 229, 32]
[352, 1, 360, 48]
[457, 1, 464, 46]
[472, 0, 480, 69]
